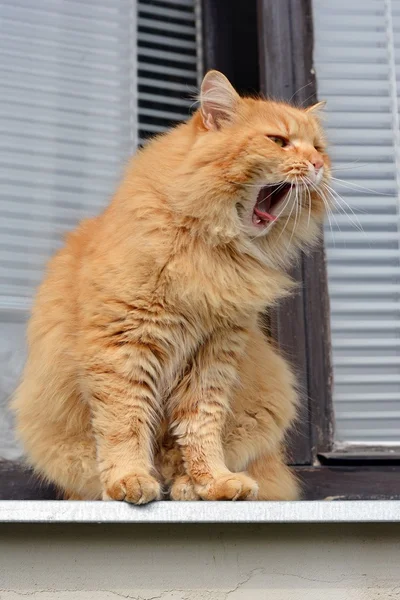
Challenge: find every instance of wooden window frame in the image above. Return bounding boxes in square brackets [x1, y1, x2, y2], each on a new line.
[1, 0, 400, 500]
[201, 0, 400, 499]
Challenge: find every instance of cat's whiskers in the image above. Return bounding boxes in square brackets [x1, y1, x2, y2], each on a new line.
[292, 180, 303, 242]
[276, 184, 298, 245]
[326, 177, 388, 244]
[299, 90, 320, 108]
[322, 184, 371, 248]
[286, 177, 301, 252]
[330, 176, 395, 197]
[299, 176, 312, 230]
[330, 163, 369, 172]
[322, 181, 367, 215]
[320, 182, 366, 235]
[305, 177, 337, 246]
[289, 81, 313, 103]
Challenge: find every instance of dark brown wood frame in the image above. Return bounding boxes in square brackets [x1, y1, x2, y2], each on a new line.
[257, 0, 333, 465]
[201, 0, 400, 499]
[1, 0, 400, 501]
[201, 0, 333, 467]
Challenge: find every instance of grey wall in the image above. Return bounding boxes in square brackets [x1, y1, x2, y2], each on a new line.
[0, 523, 399, 599]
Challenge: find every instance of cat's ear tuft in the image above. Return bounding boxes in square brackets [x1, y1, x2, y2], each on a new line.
[199, 70, 240, 130]
[305, 100, 327, 116]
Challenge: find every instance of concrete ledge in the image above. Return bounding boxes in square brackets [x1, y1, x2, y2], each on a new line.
[0, 499, 400, 523]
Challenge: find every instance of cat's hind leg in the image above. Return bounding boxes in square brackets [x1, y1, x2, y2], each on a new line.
[248, 451, 300, 500]
[14, 375, 102, 500]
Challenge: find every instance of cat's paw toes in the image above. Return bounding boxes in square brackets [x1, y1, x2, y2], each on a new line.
[103, 472, 161, 505]
[196, 472, 258, 501]
[170, 475, 200, 501]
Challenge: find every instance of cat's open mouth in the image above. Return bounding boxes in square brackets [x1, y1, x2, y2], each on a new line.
[252, 183, 292, 227]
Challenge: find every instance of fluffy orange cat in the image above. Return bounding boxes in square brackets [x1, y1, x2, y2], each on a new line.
[12, 71, 329, 503]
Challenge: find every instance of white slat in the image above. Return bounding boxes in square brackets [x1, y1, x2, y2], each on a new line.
[0, 0, 137, 316]
[137, 0, 198, 139]
[0, 0, 199, 311]
[313, 0, 400, 444]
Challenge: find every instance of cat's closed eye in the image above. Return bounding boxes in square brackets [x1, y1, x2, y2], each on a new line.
[267, 135, 289, 148]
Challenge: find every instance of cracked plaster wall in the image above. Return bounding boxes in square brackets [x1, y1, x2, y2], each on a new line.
[0, 523, 399, 599]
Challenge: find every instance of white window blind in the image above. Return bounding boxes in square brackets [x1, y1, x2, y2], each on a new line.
[313, 0, 400, 444]
[137, 0, 199, 142]
[0, 0, 199, 459]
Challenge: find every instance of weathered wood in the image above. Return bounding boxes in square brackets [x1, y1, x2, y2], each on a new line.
[2, 460, 400, 503]
[201, 0, 259, 95]
[0, 460, 56, 500]
[203, 0, 323, 465]
[258, 0, 315, 464]
[201, 0, 235, 83]
[319, 450, 400, 465]
[303, 242, 334, 456]
[295, 466, 400, 500]
[291, 0, 334, 457]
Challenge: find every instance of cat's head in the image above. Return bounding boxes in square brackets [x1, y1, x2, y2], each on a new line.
[180, 70, 331, 265]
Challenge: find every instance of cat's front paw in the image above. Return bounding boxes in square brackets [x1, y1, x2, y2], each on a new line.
[195, 472, 258, 501]
[103, 471, 161, 505]
[170, 475, 200, 501]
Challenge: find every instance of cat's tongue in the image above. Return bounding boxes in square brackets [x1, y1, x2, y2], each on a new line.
[253, 206, 277, 222]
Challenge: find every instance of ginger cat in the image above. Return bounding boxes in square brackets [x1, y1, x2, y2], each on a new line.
[13, 71, 329, 503]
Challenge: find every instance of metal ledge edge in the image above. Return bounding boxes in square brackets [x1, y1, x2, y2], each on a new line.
[0, 500, 400, 523]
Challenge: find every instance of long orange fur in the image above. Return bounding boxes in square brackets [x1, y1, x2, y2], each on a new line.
[12, 71, 330, 503]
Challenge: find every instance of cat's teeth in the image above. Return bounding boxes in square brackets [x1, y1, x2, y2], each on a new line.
[256, 218, 262, 224]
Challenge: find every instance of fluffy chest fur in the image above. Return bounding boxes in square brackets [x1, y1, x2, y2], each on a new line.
[80, 213, 290, 341]
[71, 215, 288, 401]
[163, 232, 292, 325]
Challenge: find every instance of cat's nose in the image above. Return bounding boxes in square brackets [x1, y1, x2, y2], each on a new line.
[312, 158, 324, 173]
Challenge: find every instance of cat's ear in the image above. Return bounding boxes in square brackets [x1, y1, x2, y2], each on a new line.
[305, 100, 327, 116]
[199, 70, 240, 130]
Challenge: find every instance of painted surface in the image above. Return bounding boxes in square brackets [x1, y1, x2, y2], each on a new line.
[0, 523, 399, 599]
[1, 499, 400, 522]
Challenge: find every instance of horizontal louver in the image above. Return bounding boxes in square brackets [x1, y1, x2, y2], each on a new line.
[0, 0, 199, 313]
[0, 0, 138, 312]
[0, 0, 199, 459]
[313, 0, 400, 444]
[137, 0, 198, 143]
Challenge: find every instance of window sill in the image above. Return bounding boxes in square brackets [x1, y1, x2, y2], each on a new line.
[0, 500, 400, 523]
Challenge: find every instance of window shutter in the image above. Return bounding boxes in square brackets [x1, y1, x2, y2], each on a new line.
[138, 0, 199, 143]
[313, 0, 400, 444]
[0, 0, 199, 459]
